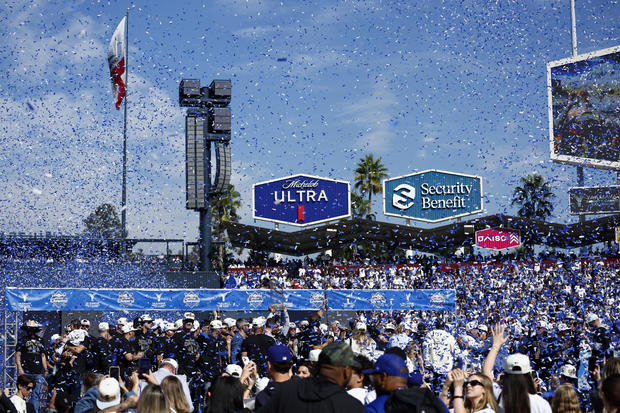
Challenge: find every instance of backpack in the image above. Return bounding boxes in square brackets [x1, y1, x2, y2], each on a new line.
[385, 387, 446, 413]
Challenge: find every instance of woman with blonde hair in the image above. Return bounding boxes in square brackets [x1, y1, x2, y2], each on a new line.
[551, 384, 580, 413]
[137, 384, 170, 413]
[161, 375, 191, 413]
[444, 369, 499, 413]
[346, 321, 376, 358]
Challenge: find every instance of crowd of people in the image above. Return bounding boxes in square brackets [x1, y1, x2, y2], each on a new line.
[6, 287, 619, 413]
[1, 255, 619, 413]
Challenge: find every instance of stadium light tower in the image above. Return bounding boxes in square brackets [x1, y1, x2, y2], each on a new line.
[179, 79, 232, 288]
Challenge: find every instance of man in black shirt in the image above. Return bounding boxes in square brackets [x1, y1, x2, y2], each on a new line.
[256, 342, 364, 413]
[240, 317, 275, 376]
[15, 320, 48, 413]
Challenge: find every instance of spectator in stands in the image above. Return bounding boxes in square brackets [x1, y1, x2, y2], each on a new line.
[255, 344, 295, 410]
[161, 375, 191, 413]
[255, 342, 364, 413]
[452, 370, 498, 413]
[551, 384, 580, 413]
[15, 321, 48, 413]
[498, 354, 551, 413]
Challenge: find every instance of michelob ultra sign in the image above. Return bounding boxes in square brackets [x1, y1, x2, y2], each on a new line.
[383, 170, 483, 223]
[253, 174, 350, 227]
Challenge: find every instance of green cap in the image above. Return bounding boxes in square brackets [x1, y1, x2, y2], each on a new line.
[318, 342, 355, 367]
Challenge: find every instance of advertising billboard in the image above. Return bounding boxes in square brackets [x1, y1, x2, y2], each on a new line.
[253, 174, 350, 227]
[475, 228, 521, 251]
[547, 45, 620, 169]
[383, 170, 483, 223]
[569, 186, 620, 215]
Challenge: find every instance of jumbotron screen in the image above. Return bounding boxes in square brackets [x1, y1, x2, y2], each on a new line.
[547, 45, 620, 169]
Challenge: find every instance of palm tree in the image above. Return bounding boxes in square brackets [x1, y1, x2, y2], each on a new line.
[511, 174, 555, 221]
[351, 191, 372, 219]
[354, 154, 388, 217]
[211, 184, 242, 270]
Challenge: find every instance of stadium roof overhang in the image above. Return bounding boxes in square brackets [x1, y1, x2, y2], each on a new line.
[223, 214, 620, 255]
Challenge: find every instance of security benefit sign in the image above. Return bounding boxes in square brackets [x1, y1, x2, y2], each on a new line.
[475, 228, 521, 251]
[383, 170, 483, 223]
[253, 174, 350, 226]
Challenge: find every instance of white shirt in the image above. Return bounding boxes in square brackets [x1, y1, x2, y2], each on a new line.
[493, 383, 552, 413]
[138, 368, 194, 412]
[10, 395, 27, 413]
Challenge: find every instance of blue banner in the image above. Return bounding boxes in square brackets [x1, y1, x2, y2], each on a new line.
[5, 288, 455, 312]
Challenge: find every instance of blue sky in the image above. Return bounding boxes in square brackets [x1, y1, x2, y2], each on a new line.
[0, 0, 618, 250]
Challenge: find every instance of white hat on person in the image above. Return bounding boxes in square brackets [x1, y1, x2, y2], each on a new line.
[560, 364, 578, 379]
[210, 320, 223, 329]
[223, 318, 236, 328]
[355, 322, 367, 331]
[98, 322, 110, 332]
[117, 317, 128, 326]
[96, 377, 121, 409]
[121, 324, 135, 334]
[225, 364, 243, 378]
[504, 353, 532, 375]
[586, 313, 599, 323]
[160, 358, 179, 370]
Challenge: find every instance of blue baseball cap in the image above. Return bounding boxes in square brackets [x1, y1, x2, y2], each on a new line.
[362, 354, 409, 378]
[267, 344, 293, 362]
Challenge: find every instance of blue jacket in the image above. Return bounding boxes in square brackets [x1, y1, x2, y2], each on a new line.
[73, 386, 99, 413]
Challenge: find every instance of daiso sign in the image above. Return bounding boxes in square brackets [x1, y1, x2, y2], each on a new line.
[475, 228, 521, 250]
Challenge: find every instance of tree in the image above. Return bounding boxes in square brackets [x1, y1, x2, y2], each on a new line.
[83, 203, 123, 238]
[511, 174, 556, 221]
[354, 154, 388, 217]
[211, 184, 242, 271]
[351, 191, 373, 219]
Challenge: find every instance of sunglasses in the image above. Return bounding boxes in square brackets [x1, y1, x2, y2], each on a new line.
[25, 386, 34, 391]
[465, 380, 483, 388]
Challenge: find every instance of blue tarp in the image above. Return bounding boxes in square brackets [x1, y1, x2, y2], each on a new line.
[5, 288, 455, 312]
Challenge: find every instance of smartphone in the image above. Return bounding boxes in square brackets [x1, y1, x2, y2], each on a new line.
[139, 358, 152, 376]
[242, 356, 250, 365]
[109, 366, 120, 381]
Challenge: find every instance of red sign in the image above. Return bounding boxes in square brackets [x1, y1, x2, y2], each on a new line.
[475, 228, 521, 250]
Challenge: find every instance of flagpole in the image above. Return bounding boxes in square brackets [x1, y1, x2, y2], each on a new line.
[121, 8, 129, 247]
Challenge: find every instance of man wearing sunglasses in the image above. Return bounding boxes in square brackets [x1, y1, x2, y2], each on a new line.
[10, 374, 36, 413]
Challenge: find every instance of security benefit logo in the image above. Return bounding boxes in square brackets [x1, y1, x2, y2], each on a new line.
[392, 184, 416, 210]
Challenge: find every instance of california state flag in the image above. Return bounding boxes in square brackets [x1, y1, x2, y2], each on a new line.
[108, 17, 126, 110]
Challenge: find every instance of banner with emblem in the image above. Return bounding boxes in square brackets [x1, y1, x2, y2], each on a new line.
[5, 288, 455, 312]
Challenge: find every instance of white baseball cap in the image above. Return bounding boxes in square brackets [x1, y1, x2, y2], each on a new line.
[223, 318, 236, 328]
[161, 358, 179, 370]
[97, 378, 121, 409]
[117, 317, 128, 326]
[355, 322, 367, 331]
[504, 353, 532, 375]
[98, 322, 110, 332]
[121, 324, 135, 334]
[560, 364, 577, 379]
[586, 313, 599, 323]
[225, 364, 243, 378]
[210, 320, 223, 329]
